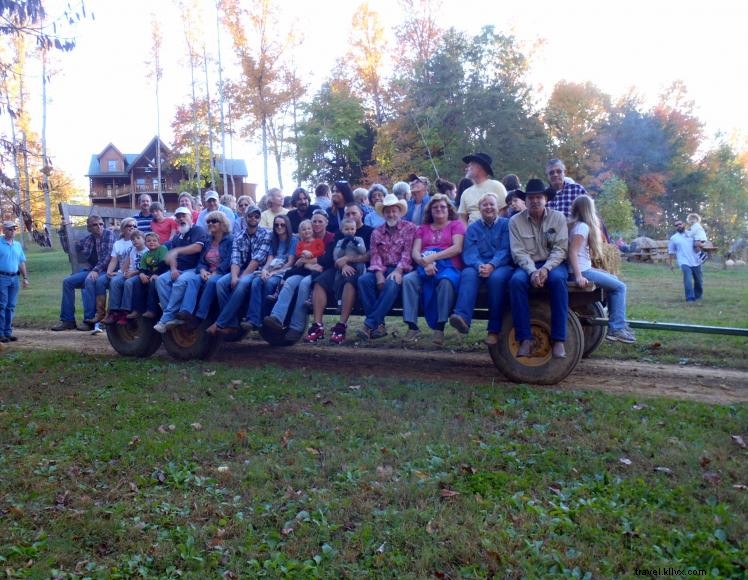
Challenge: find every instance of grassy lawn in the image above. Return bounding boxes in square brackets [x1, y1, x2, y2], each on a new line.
[16, 245, 748, 368]
[0, 351, 746, 577]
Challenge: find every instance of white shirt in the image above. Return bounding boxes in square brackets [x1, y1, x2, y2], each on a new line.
[570, 222, 592, 272]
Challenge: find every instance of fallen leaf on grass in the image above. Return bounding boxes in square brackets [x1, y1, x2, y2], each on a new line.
[491, 407, 505, 417]
[376, 465, 394, 480]
[654, 466, 673, 475]
[426, 520, 436, 535]
[632, 403, 648, 411]
[203, 370, 216, 377]
[281, 527, 294, 536]
[648, 341, 661, 349]
[280, 429, 292, 448]
[412, 470, 429, 481]
[439, 488, 461, 499]
[731, 435, 746, 449]
[619, 457, 632, 466]
[699, 455, 711, 468]
[190, 422, 203, 431]
[217, 465, 230, 473]
[548, 484, 563, 496]
[348, 384, 362, 391]
[235, 430, 247, 443]
[732, 484, 746, 491]
[703, 471, 721, 486]
[460, 464, 477, 475]
[306, 447, 321, 456]
[376, 542, 386, 553]
[128, 435, 141, 448]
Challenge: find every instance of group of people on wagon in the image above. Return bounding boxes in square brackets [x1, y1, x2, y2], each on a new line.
[52, 154, 636, 357]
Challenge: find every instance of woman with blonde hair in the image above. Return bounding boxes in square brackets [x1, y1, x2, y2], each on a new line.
[568, 195, 635, 344]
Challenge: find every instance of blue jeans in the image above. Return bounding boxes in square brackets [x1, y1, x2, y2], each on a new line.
[156, 270, 194, 324]
[59, 269, 108, 322]
[108, 273, 127, 310]
[0, 275, 20, 337]
[246, 274, 283, 327]
[358, 268, 401, 330]
[680, 264, 703, 301]
[453, 265, 514, 333]
[510, 262, 568, 342]
[215, 272, 256, 328]
[175, 270, 204, 315]
[581, 268, 627, 330]
[121, 275, 142, 311]
[402, 270, 456, 327]
[269, 274, 312, 332]
[195, 274, 222, 320]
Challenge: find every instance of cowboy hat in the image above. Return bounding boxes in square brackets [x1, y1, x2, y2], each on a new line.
[462, 152, 494, 176]
[375, 193, 408, 216]
[513, 178, 555, 202]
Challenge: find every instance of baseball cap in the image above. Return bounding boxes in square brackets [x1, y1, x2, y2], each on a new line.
[204, 191, 219, 202]
[174, 207, 191, 217]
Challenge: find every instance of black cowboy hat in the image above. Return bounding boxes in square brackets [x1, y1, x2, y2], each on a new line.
[462, 152, 494, 177]
[513, 178, 556, 202]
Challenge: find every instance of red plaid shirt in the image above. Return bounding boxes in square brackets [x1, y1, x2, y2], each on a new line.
[368, 220, 417, 273]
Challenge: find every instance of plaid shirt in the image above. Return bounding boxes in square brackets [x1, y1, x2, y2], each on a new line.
[546, 182, 587, 217]
[231, 226, 272, 269]
[368, 220, 417, 273]
[75, 229, 115, 273]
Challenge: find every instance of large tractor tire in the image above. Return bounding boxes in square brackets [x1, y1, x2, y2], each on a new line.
[488, 300, 584, 385]
[573, 301, 607, 358]
[162, 320, 220, 361]
[106, 317, 162, 358]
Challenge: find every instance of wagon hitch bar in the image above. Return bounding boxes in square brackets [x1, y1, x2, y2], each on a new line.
[578, 316, 748, 337]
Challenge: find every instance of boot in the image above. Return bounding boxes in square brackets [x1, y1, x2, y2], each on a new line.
[83, 294, 106, 325]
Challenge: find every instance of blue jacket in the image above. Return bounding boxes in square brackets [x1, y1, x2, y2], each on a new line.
[462, 217, 512, 270]
[404, 194, 431, 224]
[195, 234, 234, 275]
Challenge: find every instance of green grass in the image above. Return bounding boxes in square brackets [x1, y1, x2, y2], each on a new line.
[14, 245, 748, 367]
[0, 351, 745, 577]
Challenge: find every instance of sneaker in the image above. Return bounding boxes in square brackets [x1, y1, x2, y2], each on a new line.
[606, 328, 637, 344]
[51, 320, 77, 331]
[304, 322, 325, 343]
[165, 319, 185, 329]
[484, 332, 499, 346]
[357, 324, 386, 340]
[432, 330, 445, 346]
[153, 322, 167, 334]
[76, 321, 94, 332]
[356, 325, 373, 340]
[371, 324, 387, 339]
[448, 314, 470, 334]
[403, 328, 421, 343]
[91, 322, 104, 335]
[240, 319, 258, 332]
[329, 322, 347, 344]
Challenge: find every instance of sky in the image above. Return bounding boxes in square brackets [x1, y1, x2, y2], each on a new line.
[29, 0, 748, 195]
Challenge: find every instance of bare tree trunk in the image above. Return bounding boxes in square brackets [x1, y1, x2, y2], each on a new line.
[204, 46, 216, 190]
[262, 113, 269, 191]
[216, 0, 228, 195]
[41, 44, 52, 239]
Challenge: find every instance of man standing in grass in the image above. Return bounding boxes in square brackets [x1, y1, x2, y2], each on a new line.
[0, 221, 29, 342]
[668, 219, 704, 302]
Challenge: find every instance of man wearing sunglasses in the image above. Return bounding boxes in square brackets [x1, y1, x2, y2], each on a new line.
[52, 215, 115, 331]
[544, 159, 587, 217]
[0, 221, 29, 342]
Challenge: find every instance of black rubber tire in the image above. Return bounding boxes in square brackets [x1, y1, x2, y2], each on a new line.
[162, 320, 220, 361]
[259, 324, 302, 347]
[106, 317, 162, 357]
[488, 300, 584, 385]
[574, 301, 607, 358]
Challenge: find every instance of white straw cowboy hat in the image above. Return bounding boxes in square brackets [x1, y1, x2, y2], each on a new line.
[375, 193, 408, 216]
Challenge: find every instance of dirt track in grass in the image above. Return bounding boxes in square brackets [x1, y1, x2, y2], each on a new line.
[6, 328, 748, 405]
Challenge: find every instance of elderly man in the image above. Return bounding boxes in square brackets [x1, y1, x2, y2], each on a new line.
[287, 187, 321, 233]
[305, 203, 372, 344]
[133, 193, 154, 233]
[0, 221, 29, 342]
[207, 205, 271, 334]
[356, 194, 417, 339]
[392, 181, 411, 201]
[544, 159, 587, 217]
[449, 192, 514, 345]
[52, 215, 115, 331]
[196, 190, 235, 229]
[404, 174, 431, 224]
[458, 153, 507, 225]
[153, 208, 207, 333]
[668, 219, 704, 302]
[508, 178, 569, 359]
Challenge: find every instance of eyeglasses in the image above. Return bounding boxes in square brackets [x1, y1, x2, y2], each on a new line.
[89, 223, 104, 227]
[206, 219, 220, 225]
[548, 169, 564, 175]
[274, 223, 287, 228]
[431, 205, 449, 211]
[247, 213, 261, 219]
[124, 224, 135, 229]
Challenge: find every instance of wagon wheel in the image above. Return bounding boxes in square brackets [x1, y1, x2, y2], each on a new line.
[573, 301, 607, 358]
[162, 319, 220, 360]
[488, 299, 584, 385]
[106, 317, 162, 357]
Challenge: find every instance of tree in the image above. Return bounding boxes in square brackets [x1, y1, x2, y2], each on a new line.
[295, 80, 375, 185]
[596, 176, 636, 239]
[347, 3, 388, 126]
[544, 81, 610, 183]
